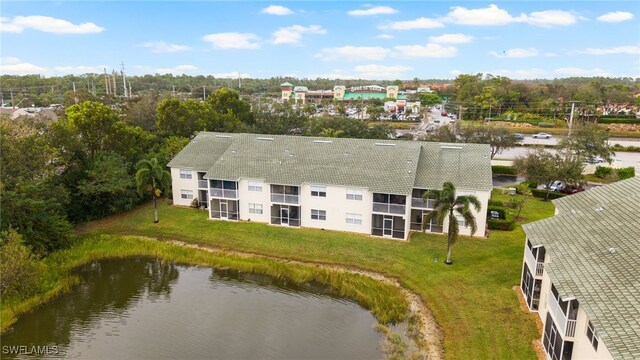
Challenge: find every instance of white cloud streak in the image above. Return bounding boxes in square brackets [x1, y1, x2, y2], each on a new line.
[596, 11, 634, 23]
[203, 32, 260, 49]
[0, 57, 49, 75]
[261, 5, 293, 16]
[443, 4, 578, 27]
[315, 46, 392, 61]
[577, 45, 640, 55]
[489, 48, 539, 58]
[156, 65, 198, 74]
[348, 6, 398, 16]
[141, 41, 191, 53]
[394, 43, 458, 58]
[0, 15, 104, 33]
[272, 25, 326, 45]
[429, 33, 474, 44]
[378, 17, 444, 31]
[353, 64, 412, 79]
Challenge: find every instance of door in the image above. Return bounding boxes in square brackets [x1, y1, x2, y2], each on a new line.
[220, 201, 228, 219]
[280, 207, 289, 225]
[383, 217, 393, 237]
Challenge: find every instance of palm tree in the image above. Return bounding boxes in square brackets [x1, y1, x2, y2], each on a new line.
[422, 182, 481, 265]
[135, 158, 172, 223]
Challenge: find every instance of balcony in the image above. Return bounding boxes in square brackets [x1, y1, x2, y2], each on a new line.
[373, 202, 406, 215]
[548, 293, 577, 338]
[198, 180, 208, 189]
[411, 197, 436, 209]
[210, 188, 238, 199]
[525, 246, 545, 277]
[270, 194, 299, 205]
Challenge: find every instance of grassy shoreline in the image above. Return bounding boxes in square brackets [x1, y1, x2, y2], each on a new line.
[1, 235, 408, 335]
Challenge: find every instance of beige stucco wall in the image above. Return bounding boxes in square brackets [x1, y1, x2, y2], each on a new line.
[237, 178, 270, 223]
[170, 167, 198, 206]
[571, 307, 614, 360]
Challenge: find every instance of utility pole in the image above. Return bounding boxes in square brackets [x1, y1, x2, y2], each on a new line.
[104, 68, 110, 95]
[112, 70, 117, 96]
[121, 62, 128, 98]
[129, 83, 132, 98]
[568, 101, 579, 137]
[10, 91, 14, 107]
[203, 86, 206, 101]
[172, 85, 176, 97]
[72, 82, 78, 104]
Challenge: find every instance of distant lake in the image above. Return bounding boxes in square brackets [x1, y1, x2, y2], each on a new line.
[1, 258, 383, 359]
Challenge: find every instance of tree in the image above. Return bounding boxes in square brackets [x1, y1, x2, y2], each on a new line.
[419, 93, 443, 107]
[207, 87, 253, 125]
[422, 124, 458, 143]
[560, 122, 613, 162]
[515, 183, 532, 220]
[513, 149, 584, 201]
[135, 158, 172, 223]
[0, 229, 42, 298]
[65, 101, 119, 158]
[460, 125, 518, 159]
[422, 182, 481, 265]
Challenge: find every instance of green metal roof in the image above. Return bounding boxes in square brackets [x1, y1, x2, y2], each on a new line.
[523, 176, 640, 360]
[169, 132, 492, 194]
[280, 82, 293, 87]
[342, 92, 387, 100]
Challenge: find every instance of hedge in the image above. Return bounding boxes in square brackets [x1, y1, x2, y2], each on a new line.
[488, 199, 504, 207]
[594, 166, 613, 178]
[487, 206, 506, 220]
[599, 114, 637, 119]
[531, 188, 566, 200]
[491, 165, 517, 175]
[537, 122, 556, 128]
[597, 118, 640, 124]
[617, 167, 635, 180]
[610, 144, 640, 153]
[488, 218, 516, 231]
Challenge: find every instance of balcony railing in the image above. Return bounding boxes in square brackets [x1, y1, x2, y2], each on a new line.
[525, 246, 544, 277]
[198, 180, 208, 188]
[548, 293, 576, 338]
[210, 188, 238, 199]
[372, 202, 406, 214]
[411, 197, 436, 209]
[270, 194, 299, 204]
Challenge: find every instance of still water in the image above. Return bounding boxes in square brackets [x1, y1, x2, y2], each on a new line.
[2, 258, 383, 359]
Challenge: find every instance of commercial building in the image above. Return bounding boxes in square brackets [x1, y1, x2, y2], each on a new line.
[520, 176, 640, 360]
[280, 83, 408, 106]
[168, 132, 492, 240]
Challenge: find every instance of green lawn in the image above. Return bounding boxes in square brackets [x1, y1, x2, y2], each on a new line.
[81, 191, 554, 359]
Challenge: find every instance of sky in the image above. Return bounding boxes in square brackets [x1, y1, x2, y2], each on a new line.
[1, 1, 639, 80]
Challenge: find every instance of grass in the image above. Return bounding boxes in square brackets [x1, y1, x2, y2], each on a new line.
[460, 122, 639, 138]
[1, 235, 408, 334]
[368, 121, 420, 129]
[74, 192, 555, 360]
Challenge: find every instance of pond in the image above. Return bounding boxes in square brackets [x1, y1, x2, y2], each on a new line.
[1, 258, 383, 359]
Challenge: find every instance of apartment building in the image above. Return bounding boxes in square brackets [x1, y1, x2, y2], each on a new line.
[168, 132, 492, 240]
[520, 176, 640, 360]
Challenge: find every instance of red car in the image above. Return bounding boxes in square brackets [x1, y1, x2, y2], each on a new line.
[559, 186, 585, 195]
[441, 112, 447, 117]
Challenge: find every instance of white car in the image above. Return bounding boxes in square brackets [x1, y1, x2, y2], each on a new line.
[532, 132, 552, 139]
[546, 180, 566, 192]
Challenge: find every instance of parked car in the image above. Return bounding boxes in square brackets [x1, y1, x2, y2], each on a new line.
[441, 112, 448, 117]
[585, 155, 606, 164]
[512, 133, 525, 141]
[559, 186, 585, 195]
[547, 180, 566, 192]
[532, 132, 552, 139]
[434, 119, 441, 123]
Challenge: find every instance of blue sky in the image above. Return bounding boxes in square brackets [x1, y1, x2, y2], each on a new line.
[1, 1, 639, 80]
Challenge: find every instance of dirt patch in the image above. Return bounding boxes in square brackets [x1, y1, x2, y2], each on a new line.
[513, 286, 544, 359]
[166, 239, 445, 360]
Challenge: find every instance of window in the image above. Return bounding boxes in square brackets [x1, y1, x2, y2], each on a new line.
[248, 181, 262, 192]
[179, 169, 192, 179]
[346, 189, 363, 201]
[457, 190, 476, 197]
[346, 213, 362, 225]
[311, 209, 326, 221]
[586, 321, 599, 351]
[455, 215, 466, 228]
[181, 190, 193, 199]
[249, 203, 263, 215]
[311, 185, 326, 197]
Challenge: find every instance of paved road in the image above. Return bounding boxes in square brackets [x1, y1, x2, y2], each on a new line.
[497, 147, 640, 173]
[521, 136, 640, 147]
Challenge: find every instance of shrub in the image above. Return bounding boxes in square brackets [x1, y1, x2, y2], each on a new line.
[488, 199, 504, 207]
[599, 114, 637, 119]
[487, 206, 506, 219]
[617, 167, 635, 180]
[0, 230, 43, 299]
[531, 188, 566, 200]
[594, 166, 613, 178]
[190, 198, 200, 208]
[598, 118, 640, 124]
[537, 122, 556, 128]
[488, 218, 515, 231]
[610, 144, 640, 152]
[518, 180, 538, 191]
[491, 165, 516, 175]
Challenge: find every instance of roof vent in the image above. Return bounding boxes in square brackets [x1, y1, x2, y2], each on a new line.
[441, 145, 463, 150]
[313, 140, 333, 144]
[231, 150, 237, 154]
[288, 154, 294, 157]
[215, 135, 232, 138]
[570, 209, 576, 214]
[608, 247, 616, 254]
[256, 137, 274, 141]
[343, 152, 350, 156]
[375, 143, 396, 146]
[595, 206, 605, 212]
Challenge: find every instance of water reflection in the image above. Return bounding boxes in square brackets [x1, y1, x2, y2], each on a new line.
[2, 258, 382, 359]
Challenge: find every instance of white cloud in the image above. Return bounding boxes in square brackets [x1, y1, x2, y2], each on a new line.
[309, 70, 357, 80]
[489, 48, 539, 58]
[315, 46, 392, 61]
[261, 5, 293, 16]
[554, 67, 610, 77]
[141, 41, 191, 53]
[0, 57, 49, 75]
[272, 25, 326, 45]
[210, 71, 251, 78]
[203, 32, 260, 49]
[394, 43, 458, 58]
[597, 11, 634, 23]
[348, 6, 398, 16]
[429, 33, 474, 44]
[353, 64, 412, 79]
[378, 34, 394, 39]
[450, 70, 462, 76]
[577, 45, 640, 55]
[544, 52, 557, 57]
[53, 65, 108, 74]
[156, 65, 198, 74]
[443, 4, 577, 27]
[490, 68, 547, 79]
[0, 15, 104, 33]
[378, 17, 444, 31]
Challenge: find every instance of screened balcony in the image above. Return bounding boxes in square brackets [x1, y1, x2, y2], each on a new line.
[372, 193, 406, 215]
[209, 180, 238, 199]
[411, 189, 436, 209]
[270, 184, 299, 205]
